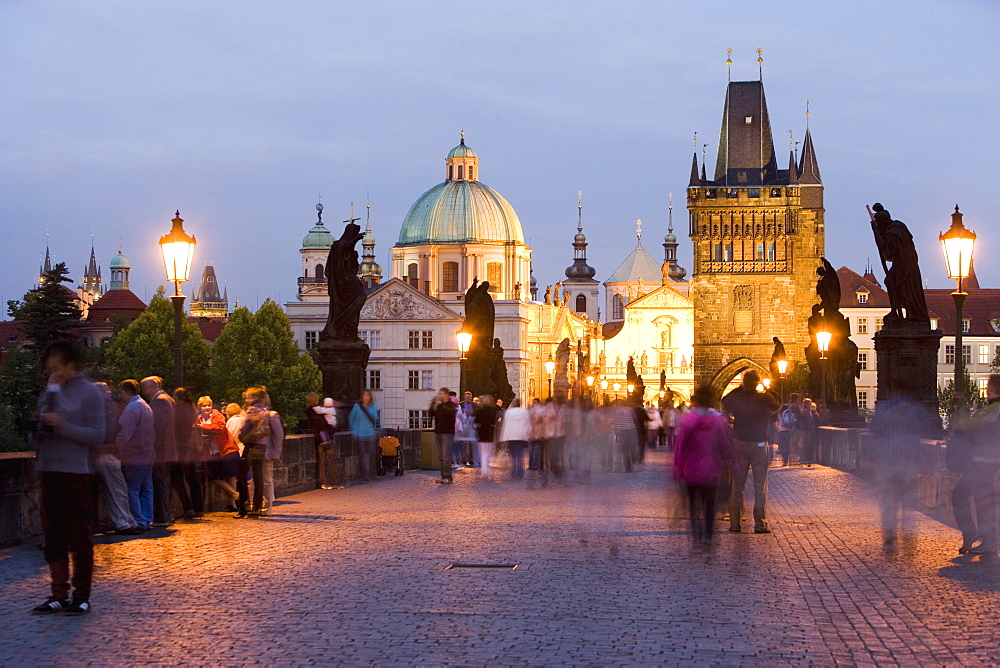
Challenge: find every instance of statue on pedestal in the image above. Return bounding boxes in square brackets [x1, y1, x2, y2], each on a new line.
[463, 279, 496, 396]
[870, 203, 929, 326]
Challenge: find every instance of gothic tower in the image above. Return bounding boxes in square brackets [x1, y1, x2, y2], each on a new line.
[358, 205, 383, 289]
[82, 244, 104, 299]
[190, 264, 229, 317]
[687, 79, 824, 393]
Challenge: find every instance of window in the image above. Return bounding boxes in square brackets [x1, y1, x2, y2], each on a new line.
[858, 352, 868, 371]
[945, 344, 955, 365]
[408, 370, 419, 390]
[930, 318, 939, 330]
[305, 331, 320, 350]
[469, 166, 474, 180]
[770, 188, 781, 198]
[857, 291, 868, 304]
[713, 242, 723, 262]
[857, 318, 868, 335]
[421, 330, 433, 349]
[367, 369, 381, 390]
[359, 329, 381, 349]
[723, 242, 733, 262]
[421, 370, 434, 390]
[408, 330, 420, 349]
[980, 378, 990, 398]
[963, 319, 971, 333]
[875, 317, 883, 332]
[727, 188, 738, 198]
[457, 165, 464, 180]
[410, 330, 432, 349]
[448, 165, 454, 181]
[406, 263, 419, 287]
[612, 294, 623, 320]
[755, 242, 764, 261]
[706, 189, 717, 198]
[858, 390, 868, 408]
[575, 294, 587, 313]
[408, 410, 434, 429]
[980, 345, 990, 365]
[748, 188, 760, 198]
[766, 242, 776, 261]
[487, 262, 502, 291]
[442, 262, 459, 292]
[315, 264, 324, 279]
[964, 345, 972, 365]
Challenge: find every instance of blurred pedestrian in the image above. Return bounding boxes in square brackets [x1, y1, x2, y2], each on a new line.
[674, 385, 734, 554]
[140, 376, 176, 528]
[474, 394, 497, 479]
[798, 398, 820, 466]
[777, 393, 800, 467]
[116, 379, 154, 530]
[306, 393, 341, 490]
[197, 396, 240, 510]
[646, 404, 663, 452]
[430, 387, 457, 483]
[170, 388, 204, 519]
[349, 389, 380, 482]
[454, 391, 477, 468]
[722, 370, 780, 534]
[499, 398, 530, 480]
[226, 403, 252, 517]
[31, 341, 105, 616]
[239, 387, 284, 517]
[93, 382, 140, 535]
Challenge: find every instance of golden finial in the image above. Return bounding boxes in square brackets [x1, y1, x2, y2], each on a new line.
[787, 129, 793, 151]
[636, 219, 643, 241]
[757, 48, 763, 79]
[806, 100, 813, 129]
[726, 49, 732, 81]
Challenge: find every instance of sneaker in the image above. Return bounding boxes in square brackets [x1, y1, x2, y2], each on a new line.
[64, 600, 91, 616]
[754, 527, 772, 534]
[150, 521, 171, 528]
[114, 527, 143, 536]
[31, 597, 70, 615]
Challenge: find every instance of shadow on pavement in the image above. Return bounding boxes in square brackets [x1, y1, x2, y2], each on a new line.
[938, 555, 1000, 592]
[259, 515, 341, 523]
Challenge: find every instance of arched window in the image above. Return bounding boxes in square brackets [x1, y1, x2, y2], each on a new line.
[575, 294, 587, 313]
[457, 165, 464, 180]
[315, 264, 324, 279]
[442, 262, 459, 292]
[612, 294, 623, 320]
[448, 165, 454, 181]
[407, 263, 418, 287]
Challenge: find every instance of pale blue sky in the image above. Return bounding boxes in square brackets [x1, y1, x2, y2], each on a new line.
[1, 0, 997, 311]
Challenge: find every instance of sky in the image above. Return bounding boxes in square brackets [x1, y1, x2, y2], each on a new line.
[2, 0, 997, 313]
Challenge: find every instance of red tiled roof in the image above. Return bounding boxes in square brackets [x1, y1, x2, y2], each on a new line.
[837, 266, 890, 308]
[0, 321, 24, 348]
[87, 289, 146, 323]
[925, 288, 1000, 336]
[188, 316, 227, 342]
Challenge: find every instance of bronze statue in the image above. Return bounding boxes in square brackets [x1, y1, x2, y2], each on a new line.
[870, 203, 929, 325]
[768, 336, 786, 381]
[490, 338, 515, 406]
[816, 257, 841, 318]
[462, 279, 497, 396]
[321, 222, 367, 341]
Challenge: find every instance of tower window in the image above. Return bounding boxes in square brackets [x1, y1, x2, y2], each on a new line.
[748, 188, 760, 198]
[723, 243, 733, 262]
[442, 262, 459, 292]
[706, 189, 717, 199]
[448, 165, 454, 180]
[745, 116, 752, 125]
[575, 294, 587, 313]
[728, 189, 738, 198]
[755, 243, 764, 261]
[315, 264, 324, 279]
[407, 263, 419, 287]
[457, 165, 464, 180]
[766, 242, 776, 261]
[612, 294, 623, 320]
[770, 188, 781, 197]
[487, 262, 502, 291]
[469, 166, 474, 180]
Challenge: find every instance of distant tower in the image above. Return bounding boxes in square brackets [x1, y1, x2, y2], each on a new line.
[190, 265, 229, 317]
[82, 243, 104, 299]
[358, 205, 383, 289]
[38, 245, 53, 285]
[661, 194, 687, 284]
[298, 200, 334, 302]
[603, 220, 662, 322]
[563, 192, 599, 320]
[687, 74, 824, 393]
[108, 248, 131, 290]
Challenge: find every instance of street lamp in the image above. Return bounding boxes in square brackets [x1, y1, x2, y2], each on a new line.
[585, 375, 595, 400]
[544, 355, 556, 399]
[613, 382, 621, 402]
[600, 378, 609, 404]
[777, 358, 788, 403]
[816, 327, 831, 409]
[159, 211, 196, 388]
[940, 205, 976, 417]
[762, 378, 771, 390]
[456, 328, 472, 361]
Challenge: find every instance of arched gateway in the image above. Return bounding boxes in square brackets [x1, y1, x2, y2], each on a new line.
[708, 357, 771, 399]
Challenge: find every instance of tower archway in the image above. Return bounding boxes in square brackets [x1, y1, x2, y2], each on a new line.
[708, 356, 772, 399]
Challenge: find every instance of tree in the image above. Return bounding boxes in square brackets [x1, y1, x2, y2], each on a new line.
[0, 263, 83, 449]
[938, 368, 984, 428]
[103, 287, 211, 394]
[210, 299, 320, 430]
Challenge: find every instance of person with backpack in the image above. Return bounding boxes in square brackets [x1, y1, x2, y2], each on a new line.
[348, 390, 381, 482]
[776, 394, 801, 467]
[238, 387, 284, 518]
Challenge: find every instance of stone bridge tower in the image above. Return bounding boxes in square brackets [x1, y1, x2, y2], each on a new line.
[687, 79, 824, 394]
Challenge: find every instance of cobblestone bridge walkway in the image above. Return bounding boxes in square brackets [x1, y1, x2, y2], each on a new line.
[2, 451, 999, 665]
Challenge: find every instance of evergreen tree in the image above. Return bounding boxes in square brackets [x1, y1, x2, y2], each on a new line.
[0, 263, 83, 449]
[210, 299, 320, 430]
[103, 287, 211, 393]
[938, 368, 984, 428]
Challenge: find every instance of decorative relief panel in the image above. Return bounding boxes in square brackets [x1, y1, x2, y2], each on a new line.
[362, 288, 443, 320]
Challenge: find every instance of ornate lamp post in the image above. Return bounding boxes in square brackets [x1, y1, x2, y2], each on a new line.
[600, 378, 609, 405]
[585, 375, 595, 400]
[817, 328, 832, 409]
[544, 355, 556, 399]
[940, 205, 976, 418]
[613, 382, 621, 402]
[777, 358, 788, 403]
[158, 211, 196, 388]
[457, 328, 472, 398]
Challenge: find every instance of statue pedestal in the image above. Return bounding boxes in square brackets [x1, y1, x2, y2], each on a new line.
[318, 338, 371, 427]
[873, 326, 943, 430]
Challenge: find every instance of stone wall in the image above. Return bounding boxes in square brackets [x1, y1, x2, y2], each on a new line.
[0, 430, 427, 548]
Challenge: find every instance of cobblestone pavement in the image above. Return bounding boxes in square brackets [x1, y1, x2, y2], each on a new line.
[2, 451, 999, 666]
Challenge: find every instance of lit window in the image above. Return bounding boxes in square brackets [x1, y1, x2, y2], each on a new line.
[980, 378, 990, 398]
[980, 345, 990, 365]
[408, 330, 420, 349]
[857, 291, 868, 304]
[858, 390, 868, 408]
[963, 319, 971, 333]
[770, 188, 781, 197]
[367, 369, 381, 390]
[407, 370, 419, 390]
[442, 262, 459, 292]
[420, 370, 434, 390]
[745, 116, 753, 125]
[487, 262, 502, 291]
[930, 318, 939, 330]
[858, 352, 868, 371]
[305, 331, 319, 350]
[857, 318, 868, 335]
[875, 317, 883, 332]
[421, 330, 433, 349]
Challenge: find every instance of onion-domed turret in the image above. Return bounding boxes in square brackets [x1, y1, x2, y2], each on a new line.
[302, 202, 334, 250]
[565, 195, 596, 280]
[109, 248, 131, 290]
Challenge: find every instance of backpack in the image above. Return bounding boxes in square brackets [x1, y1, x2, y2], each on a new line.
[779, 407, 798, 429]
[243, 411, 273, 444]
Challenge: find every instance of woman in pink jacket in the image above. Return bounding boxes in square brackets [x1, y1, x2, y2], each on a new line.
[673, 385, 734, 554]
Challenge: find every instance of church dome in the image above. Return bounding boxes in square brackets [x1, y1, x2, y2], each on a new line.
[109, 250, 130, 270]
[397, 140, 523, 246]
[302, 203, 333, 250]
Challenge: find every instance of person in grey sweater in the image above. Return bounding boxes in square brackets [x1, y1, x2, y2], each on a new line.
[117, 379, 155, 530]
[141, 376, 177, 527]
[31, 341, 106, 617]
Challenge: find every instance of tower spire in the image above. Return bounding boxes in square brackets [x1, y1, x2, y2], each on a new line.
[756, 48, 763, 80]
[565, 191, 596, 282]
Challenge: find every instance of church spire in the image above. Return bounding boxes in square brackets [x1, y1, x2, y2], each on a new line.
[662, 193, 687, 283]
[797, 126, 821, 184]
[688, 151, 701, 186]
[358, 204, 383, 288]
[83, 243, 103, 298]
[565, 191, 596, 281]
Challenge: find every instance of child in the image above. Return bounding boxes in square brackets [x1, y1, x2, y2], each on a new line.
[313, 398, 337, 444]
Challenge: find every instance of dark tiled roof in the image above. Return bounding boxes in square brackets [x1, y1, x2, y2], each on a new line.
[713, 81, 778, 186]
[602, 321, 624, 339]
[87, 289, 146, 323]
[925, 289, 1000, 336]
[188, 316, 227, 342]
[837, 266, 890, 308]
[797, 128, 821, 184]
[0, 321, 25, 368]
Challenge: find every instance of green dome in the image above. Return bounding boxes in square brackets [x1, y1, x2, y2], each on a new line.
[447, 141, 477, 159]
[397, 180, 524, 246]
[302, 223, 333, 250]
[109, 250, 130, 270]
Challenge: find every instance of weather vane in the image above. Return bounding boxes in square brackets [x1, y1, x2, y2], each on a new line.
[636, 219, 642, 240]
[726, 49, 732, 81]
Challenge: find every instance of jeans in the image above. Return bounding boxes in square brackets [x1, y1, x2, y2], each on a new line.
[476, 441, 494, 478]
[170, 462, 203, 514]
[507, 440, 526, 479]
[317, 439, 339, 487]
[249, 457, 266, 512]
[730, 438, 770, 531]
[263, 459, 276, 506]
[236, 457, 252, 516]
[356, 437, 376, 481]
[121, 463, 153, 528]
[152, 461, 174, 524]
[436, 433, 454, 481]
[687, 483, 718, 547]
[777, 431, 791, 465]
[952, 465, 998, 549]
[528, 441, 540, 470]
[95, 454, 135, 530]
[40, 472, 93, 601]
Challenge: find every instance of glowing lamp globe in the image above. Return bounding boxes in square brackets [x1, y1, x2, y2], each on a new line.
[940, 206, 975, 283]
[159, 211, 196, 289]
